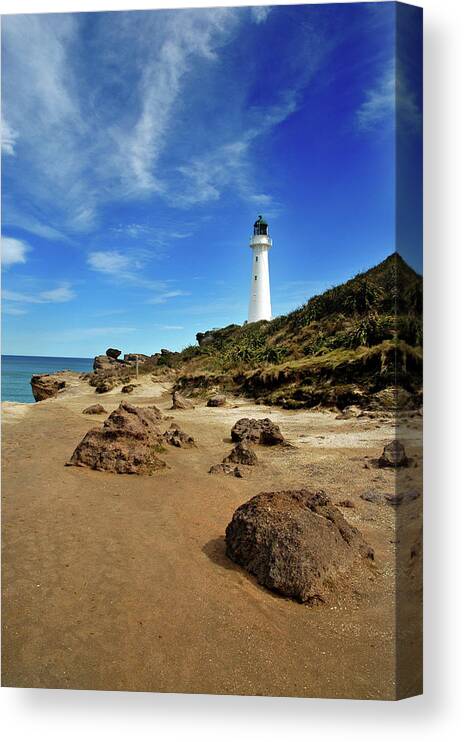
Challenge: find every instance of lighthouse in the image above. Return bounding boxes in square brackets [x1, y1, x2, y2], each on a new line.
[248, 215, 272, 323]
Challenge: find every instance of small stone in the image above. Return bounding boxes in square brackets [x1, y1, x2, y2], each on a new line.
[82, 404, 107, 415]
[171, 391, 195, 410]
[378, 440, 409, 468]
[231, 417, 284, 445]
[360, 492, 384, 504]
[208, 463, 243, 478]
[163, 424, 195, 448]
[207, 395, 227, 407]
[223, 441, 258, 466]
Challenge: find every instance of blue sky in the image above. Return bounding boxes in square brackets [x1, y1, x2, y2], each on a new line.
[1, 2, 422, 358]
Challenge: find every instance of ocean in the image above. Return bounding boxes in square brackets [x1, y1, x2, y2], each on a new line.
[1, 355, 93, 403]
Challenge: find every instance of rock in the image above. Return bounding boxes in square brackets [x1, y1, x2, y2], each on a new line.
[124, 353, 149, 364]
[223, 441, 258, 466]
[231, 418, 284, 446]
[196, 331, 213, 346]
[163, 424, 195, 448]
[378, 440, 409, 468]
[209, 463, 243, 478]
[30, 374, 66, 401]
[106, 348, 122, 360]
[121, 384, 135, 394]
[385, 490, 421, 507]
[335, 405, 362, 420]
[171, 391, 195, 410]
[371, 386, 413, 411]
[360, 492, 384, 504]
[207, 395, 226, 407]
[226, 489, 374, 603]
[68, 402, 166, 474]
[337, 499, 355, 508]
[82, 404, 107, 415]
[93, 354, 115, 371]
[95, 378, 118, 394]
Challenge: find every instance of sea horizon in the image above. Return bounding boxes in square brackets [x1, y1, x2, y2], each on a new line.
[1, 354, 93, 404]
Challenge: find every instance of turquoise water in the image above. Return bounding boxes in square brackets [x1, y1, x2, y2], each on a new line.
[1, 355, 93, 403]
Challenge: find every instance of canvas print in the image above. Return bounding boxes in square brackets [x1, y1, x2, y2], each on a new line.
[1, 3, 423, 700]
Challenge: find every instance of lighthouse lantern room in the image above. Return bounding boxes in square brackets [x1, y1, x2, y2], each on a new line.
[248, 215, 272, 323]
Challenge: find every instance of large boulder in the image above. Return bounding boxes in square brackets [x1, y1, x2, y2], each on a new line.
[106, 348, 122, 360]
[226, 489, 374, 604]
[378, 440, 409, 468]
[231, 418, 284, 446]
[69, 402, 165, 474]
[171, 391, 195, 410]
[223, 441, 258, 466]
[30, 374, 66, 402]
[121, 384, 136, 394]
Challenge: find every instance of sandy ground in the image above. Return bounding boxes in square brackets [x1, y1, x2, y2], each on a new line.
[1, 374, 422, 699]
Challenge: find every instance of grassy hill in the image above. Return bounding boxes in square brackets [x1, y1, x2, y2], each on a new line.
[149, 253, 423, 410]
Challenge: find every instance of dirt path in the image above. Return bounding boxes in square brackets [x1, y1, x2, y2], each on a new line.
[1, 378, 422, 698]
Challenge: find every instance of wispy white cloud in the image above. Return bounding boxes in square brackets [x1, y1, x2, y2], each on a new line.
[87, 250, 133, 276]
[176, 95, 297, 208]
[149, 290, 191, 305]
[251, 7, 272, 25]
[1, 236, 30, 266]
[356, 62, 421, 132]
[39, 285, 76, 302]
[101, 8, 238, 201]
[3, 283, 76, 304]
[156, 324, 184, 331]
[2, 306, 28, 316]
[86, 248, 169, 295]
[1, 118, 18, 156]
[1, 8, 315, 239]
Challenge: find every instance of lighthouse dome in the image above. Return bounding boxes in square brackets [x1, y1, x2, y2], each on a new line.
[253, 215, 269, 236]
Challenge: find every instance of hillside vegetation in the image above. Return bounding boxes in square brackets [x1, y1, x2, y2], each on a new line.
[153, 253, 423, 410]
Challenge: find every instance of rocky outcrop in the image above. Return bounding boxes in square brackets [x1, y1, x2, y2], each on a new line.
[226, 489, 374, 603]
[163, 424, 195, 448]
[30, 374, 67, 402]
[209, 463, 243, 477]
[93, 355, 114, 371]
[171, 391, 195, 410]
[378, 440, 409, 468]
[207, 395, 227, 407]
[370, 386, 413, 411]
[69, 402, 166, 475]
[223, 441, 258, 466]
[106, 348, 121, 360]
[231, 418, 284, 446]
[82, 404, 107, 415]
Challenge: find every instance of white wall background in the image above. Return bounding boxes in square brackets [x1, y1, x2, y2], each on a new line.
[1, 0, 463, 739]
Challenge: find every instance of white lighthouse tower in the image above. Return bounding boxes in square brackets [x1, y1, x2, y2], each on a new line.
[248, 215, 272, 323]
